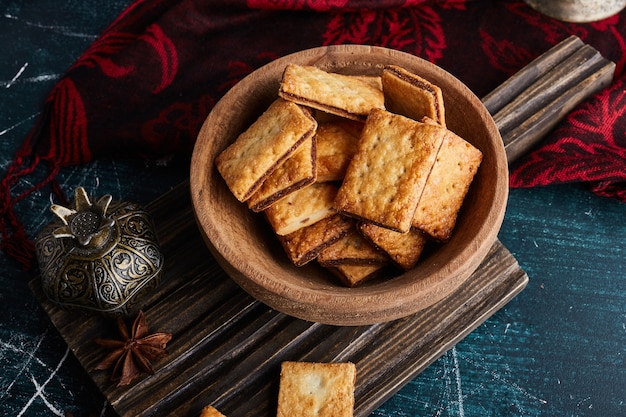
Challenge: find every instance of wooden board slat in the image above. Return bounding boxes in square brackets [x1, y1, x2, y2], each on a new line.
[482, 35, 615, 163]
[30, 182, 527, 417]
[482, 35, 585, 114]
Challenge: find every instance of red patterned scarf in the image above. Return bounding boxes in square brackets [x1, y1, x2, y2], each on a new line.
[2, 0, 626, 269]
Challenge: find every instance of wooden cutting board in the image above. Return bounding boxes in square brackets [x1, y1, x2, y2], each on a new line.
[30, 181, 527, 417]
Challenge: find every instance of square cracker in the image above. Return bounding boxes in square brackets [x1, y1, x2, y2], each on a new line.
[215, 98, 317, 202]
[412, 129, 482, 241]
[359, 222, 428, 270]
[382, 65, 446, 127]
[199, 406, 226, 417]
[265, 182, 338, 236]
[279, 214, 354, 267]
[317, 229, 388, 266]
[328, 263, 386, 287]
[334, 109, 446, 233]
[315, 122, 360, 182]
[351, 75, 383, 91]
[247, 135, 316, 212]
[279, 64, 385, 122]
[277, 361, 356, 417]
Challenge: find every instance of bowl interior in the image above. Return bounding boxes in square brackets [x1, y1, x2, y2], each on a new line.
[190, 45, 508, 325]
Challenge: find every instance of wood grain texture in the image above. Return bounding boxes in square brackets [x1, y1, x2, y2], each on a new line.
[482, 36, 584, 114]
[30, 182, 527, 417]
[483, 35, 615, 163]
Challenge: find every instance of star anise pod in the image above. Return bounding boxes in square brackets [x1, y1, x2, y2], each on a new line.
[93, 310, 172, 387]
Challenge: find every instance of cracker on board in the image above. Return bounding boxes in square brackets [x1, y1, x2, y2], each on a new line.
[317, 229, 388, 266]
[199, 405, 227, 417]
[359, 222, 428, 271]
[328, 263, 387, 287]
[247, 136, 316, 212]
[215, 98, 317, 202]
[382, 65, 446, 126]
[315, 122, 360, 183]
[278, 214, 354, 267]
[277, 361, 356, 417]
[334, 109, 446, 233]
[412, 129, 482, 241]
[278, 64, 385, 122]
[264, 182, 338, 236]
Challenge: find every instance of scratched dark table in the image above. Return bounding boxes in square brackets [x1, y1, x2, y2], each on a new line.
[1, 1, 625, 417]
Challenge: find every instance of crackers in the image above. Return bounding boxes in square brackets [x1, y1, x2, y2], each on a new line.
[314, 122, 360, 182]
[279, 64, 384, 121]
[277, 361, 356, 417]
[215, 98, 317, 202]
[329, 263, 386, 287]
[279, 214, 354, 267]
[382, 64, 446, 126]
[265, 182, 339, 236]
[215, 62, 481, 287]
[334, 109, 446, 233]
[247, 135, 316, 212]
[359, 222, 428, 271]
[412, 129, 482, 241]
[317, 229, 388, 267]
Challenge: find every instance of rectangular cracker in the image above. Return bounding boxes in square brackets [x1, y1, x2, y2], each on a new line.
[359, 222, 428, 270]
[334, 109, 446, 233]
[215, 98, 317, 202]
[279, 214, 354, 266]
[317, 229, 388, 266]
[247, 135, 316, 212]
[412, 129, 482, 241]
[277, 361, 356, 417]
[315, 122, 360, 182]
[279, 64, 385, 122]
[351, 75, 383, 91]
[382, 65, 446, 126]
[265, 182, 338, 236]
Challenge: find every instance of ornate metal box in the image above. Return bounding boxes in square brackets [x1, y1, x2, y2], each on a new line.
[35, 187, 164, 316]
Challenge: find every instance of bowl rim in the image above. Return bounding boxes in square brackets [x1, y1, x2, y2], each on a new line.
[190, 44, 508, 325]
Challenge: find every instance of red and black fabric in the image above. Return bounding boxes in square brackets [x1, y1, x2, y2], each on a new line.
[2, 0, 626, 268]
[509, 74, 626, 198]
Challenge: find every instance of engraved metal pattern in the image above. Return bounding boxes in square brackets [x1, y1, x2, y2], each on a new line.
[70, 211, 100, 236]
[36, 188, 163, 317]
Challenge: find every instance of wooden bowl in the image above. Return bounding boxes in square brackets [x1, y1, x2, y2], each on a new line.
[190, 45, 508, 326]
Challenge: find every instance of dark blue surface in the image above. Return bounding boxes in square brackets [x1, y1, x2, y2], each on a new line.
[378, 184, 626, 417]
[1, 1, 625, 416]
